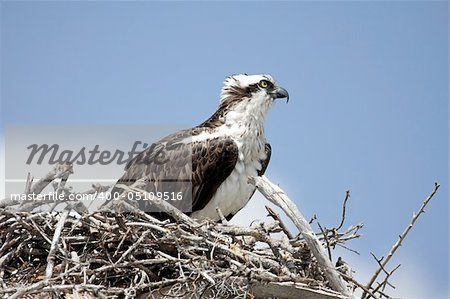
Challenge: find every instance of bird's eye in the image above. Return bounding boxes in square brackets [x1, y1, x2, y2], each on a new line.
[258, 80, 270, 89]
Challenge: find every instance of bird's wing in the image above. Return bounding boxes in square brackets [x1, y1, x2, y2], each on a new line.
[111, 129, 239, 214]
[258, 143, 272, 176]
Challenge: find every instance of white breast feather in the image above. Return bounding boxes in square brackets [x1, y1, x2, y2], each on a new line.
[190, 93, 270, 221]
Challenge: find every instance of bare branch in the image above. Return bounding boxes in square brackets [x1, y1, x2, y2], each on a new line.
[265, 205, 294, 239]
[24, 173, 33, 194]
[114, 184, 197, 226]
[45, 209, 69, 279]
[216, 207, 228, 224]
[317, 221, 333, 262]
[363, 182, 440, 298]
[337, 190, 350, 230]
[30, 162, 73, 195]
[341, 273, 378, 299]
[374, 263, 401, 294]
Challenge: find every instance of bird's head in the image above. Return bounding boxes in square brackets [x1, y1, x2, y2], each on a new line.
[218, 74, 289, 121]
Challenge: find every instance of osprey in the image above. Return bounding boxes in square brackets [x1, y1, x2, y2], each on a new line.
[111, 74, 289, 221]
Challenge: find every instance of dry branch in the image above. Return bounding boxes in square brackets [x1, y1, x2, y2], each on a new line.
[266, 205, 294, 239]
[30, 162, 73, 195]
[337, 190, 350, 231]
[45, 209, 69, 279]
[363, 182, 440, 298]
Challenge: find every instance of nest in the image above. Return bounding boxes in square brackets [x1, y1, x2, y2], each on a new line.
[0, 202, 358, 299]
[1, 163, 439, 298]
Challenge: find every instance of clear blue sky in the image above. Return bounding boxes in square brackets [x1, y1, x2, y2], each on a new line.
[1, 1, 448, 298]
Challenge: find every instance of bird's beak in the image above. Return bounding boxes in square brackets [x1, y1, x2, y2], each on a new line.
[270, 86, 290, 103]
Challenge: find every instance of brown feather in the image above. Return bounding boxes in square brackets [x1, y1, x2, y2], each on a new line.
[110, 128, 239, 214]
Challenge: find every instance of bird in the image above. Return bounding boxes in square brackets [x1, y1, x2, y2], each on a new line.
[110, 74, 289, 221]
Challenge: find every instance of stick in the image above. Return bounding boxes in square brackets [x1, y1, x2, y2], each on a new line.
[373, 264, 400, 294]
[24, 173, 33, 194]
[45, 209, 69, 279]
[114, 184, 197, 226]
[0, 163, 74, 209]
[317, 222, 332, 262]
[216, 207, 228, 225]
[248, 175, 352, 297]
[337, 190, 350, 230]
[363, 182, 440, 298]
[30, 162, 73, 195]
[341, 273, 378, 299]
[265, 206, 294, 239]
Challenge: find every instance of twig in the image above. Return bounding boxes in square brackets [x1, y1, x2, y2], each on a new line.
[265, 205, 294, 239]
[373, 264, 400, 294]
[113, 228, 131, 257]
[317, 222, 332, 262]
[114, 230, 150, 265]
[24, 173, 33, 194]
[370, 252, 391, 279]
[45, 209, 69, 279]
[216, 207, 228, 225]
[99, 200, 166, 225]
[363, 182, 440, 298]
[369, 252, 398, 291]
[8, 280, 50, 299]
[337, 190, 350, 230]
[341, 273, 378, 299]
[82, 183, 111, 195]
[9, 284, 107, 299]
[30, 162, 73, 195]
[336, 243, 360, 255]
[56, 169, 71, 193]
[115, 184, 197, 226]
